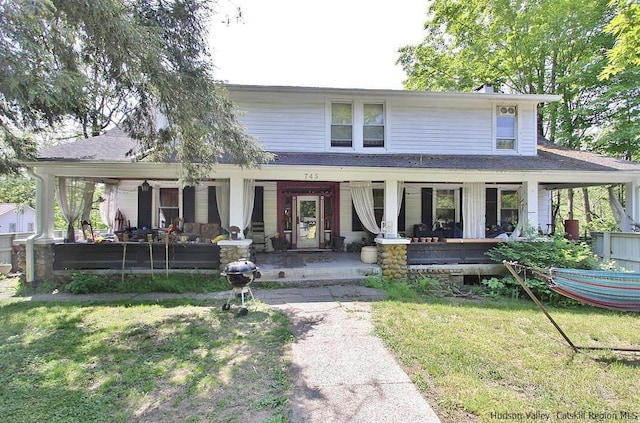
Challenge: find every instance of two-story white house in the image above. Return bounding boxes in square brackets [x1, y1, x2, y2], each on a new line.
[0, 203, 35, 234]
[22, 84, 640, 280]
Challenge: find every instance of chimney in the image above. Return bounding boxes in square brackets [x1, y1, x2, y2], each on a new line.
[475, 83, 494, 93]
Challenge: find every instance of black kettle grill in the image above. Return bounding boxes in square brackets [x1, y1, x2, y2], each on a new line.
[221, 259, 260, 316]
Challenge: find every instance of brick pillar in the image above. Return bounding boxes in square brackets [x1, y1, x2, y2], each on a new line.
[376, 238, 409, 280]
[217, 240, 253, 271]
[15, 241, 55, 283]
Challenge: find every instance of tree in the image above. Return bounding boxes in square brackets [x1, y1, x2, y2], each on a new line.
[0, 174, 35, 207]
[397, 0, 613, 145]
[397, 0, 634, 232]
[601, 0, 640, 78]
[0, 0, 272, 184]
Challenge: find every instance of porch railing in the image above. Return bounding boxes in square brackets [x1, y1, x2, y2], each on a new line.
[0, 232, 33, 268]
[591, 232, 640, 272]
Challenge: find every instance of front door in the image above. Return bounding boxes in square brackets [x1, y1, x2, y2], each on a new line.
[297, 196, 319, 249]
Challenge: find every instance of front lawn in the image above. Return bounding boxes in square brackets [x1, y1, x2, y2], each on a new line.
[0, 297, 292, 422]
[371, 284, 640, 422]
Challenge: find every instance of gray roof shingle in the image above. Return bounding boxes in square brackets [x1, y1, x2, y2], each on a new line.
[36, 128, 640, 172]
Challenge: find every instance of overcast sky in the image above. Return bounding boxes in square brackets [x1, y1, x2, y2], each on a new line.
[209, 0, 428, 89]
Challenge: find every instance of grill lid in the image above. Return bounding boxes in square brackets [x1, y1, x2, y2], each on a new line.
[223, 260, 258, 274]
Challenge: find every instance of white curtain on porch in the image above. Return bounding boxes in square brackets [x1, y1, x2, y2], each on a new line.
[510, 186, 526, 239]
[99, 184, 118, 232]
[242, 179, 255, 232]
[56, 177, 93, 242]
[397, 181, 405, 215]
[350, 181, 381, 235]
[216, 182, 230, 231]
[608, 185, 636, 232]
[462, 182, 486, 238]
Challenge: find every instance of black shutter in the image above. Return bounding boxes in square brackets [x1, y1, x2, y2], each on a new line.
[252, 186, 264, 222]
[486, 188, 498, 228]
[352, 203, 363, 232]
[208, 186, 220, 224]
[183, 186, 196, 223]
[421, 188, 433, 225]
[399, 191, 406, 232]
[137, 185, 153, 229]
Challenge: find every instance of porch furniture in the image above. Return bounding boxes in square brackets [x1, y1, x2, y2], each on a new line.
[270, 234, 289, 252]
[360, 246, 377, 263]
[81, 220, 94, 241]
[331, 236, 346, 252]
[181, 222, 221, 242]
[250, 221, 266, 252]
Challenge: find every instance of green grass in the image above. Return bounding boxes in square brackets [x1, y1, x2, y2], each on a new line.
[16, 273, 231, 296]
[0, 297, 293, 422]
[369, 280, 640, 422]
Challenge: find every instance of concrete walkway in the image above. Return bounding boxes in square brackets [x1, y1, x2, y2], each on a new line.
[0, 279, 441, 423]
[260, 286, 441, 423]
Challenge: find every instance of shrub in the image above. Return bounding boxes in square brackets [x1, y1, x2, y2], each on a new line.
[485, 235, 599, 270]
[484, 235, 599, 305]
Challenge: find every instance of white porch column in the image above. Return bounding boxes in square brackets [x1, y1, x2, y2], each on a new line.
[523, 178, 539, 232]
[33, 169, 56, 240]
[625, 180, 640, 227]
[228, 176, 245, 237]
[383, 178, 398, 237]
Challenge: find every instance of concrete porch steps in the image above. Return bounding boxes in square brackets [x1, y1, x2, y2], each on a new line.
[252, 251, 380, 286]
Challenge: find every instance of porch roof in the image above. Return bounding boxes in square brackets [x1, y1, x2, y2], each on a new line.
[37, 129, 640, 173]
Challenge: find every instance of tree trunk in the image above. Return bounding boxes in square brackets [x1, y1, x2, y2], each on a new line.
[567, 188, 574, 220]
[582, 187, 592, 224]
[552, 190, 561, 234]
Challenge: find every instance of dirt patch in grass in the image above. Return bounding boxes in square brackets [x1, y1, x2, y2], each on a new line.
[0, 297, 293, 423]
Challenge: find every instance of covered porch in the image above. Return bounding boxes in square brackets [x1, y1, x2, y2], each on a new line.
[21, 134, 640, 283]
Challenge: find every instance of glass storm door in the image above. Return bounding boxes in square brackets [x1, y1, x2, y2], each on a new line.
[297, 196, 319, 249]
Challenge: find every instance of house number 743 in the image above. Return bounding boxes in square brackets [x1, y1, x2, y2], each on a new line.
[304, 173, 319, 180]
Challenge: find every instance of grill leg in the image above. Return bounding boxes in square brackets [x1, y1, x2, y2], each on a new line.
[240, 287, 256, 308]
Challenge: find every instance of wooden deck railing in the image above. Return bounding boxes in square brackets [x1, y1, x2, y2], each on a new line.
[591, 232, 640, 272]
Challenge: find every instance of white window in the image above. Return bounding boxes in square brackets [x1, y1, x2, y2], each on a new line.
[9, 223, 16, 232]
[158, 188, 179, 228]
[363, 103, 385, 148]
[331, 103, 353, 147]
[496, 106, 517, 150]
[434, 189, 456, 226]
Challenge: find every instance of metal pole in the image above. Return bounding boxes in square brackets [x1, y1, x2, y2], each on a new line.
[503, 261, 579, 352]
[121, 233, 129, 282]
[147, 233, 154, 279]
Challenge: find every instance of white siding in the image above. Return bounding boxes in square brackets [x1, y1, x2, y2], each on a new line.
[404, 184, 423, 235]
[517, 104, 538, 156]
[115, 180, 140, 228]
[538, 188, 552, 234]
[263, 182, 278, 250]
[231, 91, 326, 152]
[229, 88, 541, 157]
[389, 102, 494, 154]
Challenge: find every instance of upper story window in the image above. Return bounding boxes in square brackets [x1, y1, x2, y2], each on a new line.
[363, 103, 385, 148]
[496, 106, 517, 150]
[329, 100, 386, 150]
[331, 102, 353, 147]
